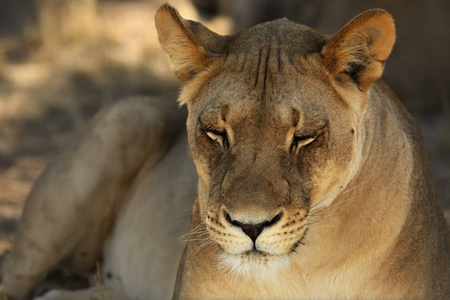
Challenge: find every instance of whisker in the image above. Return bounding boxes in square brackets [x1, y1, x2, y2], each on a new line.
[176, 221, 209, 242]
[307, 224, 338, 232]
[310, 183, 345, 210]
[177, 237, 212, 244]
[191, 239, 215, 256]
[307, 196, 358, 227]
[308, 194, 358, 218]
[177, 231, 211, 243]
[174, 212, 210, 219]
[309, 177, 370, 216]
[187, 226, 208, 235]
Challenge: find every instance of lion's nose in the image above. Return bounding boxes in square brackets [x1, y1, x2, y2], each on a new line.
[224, 211, 283, 242]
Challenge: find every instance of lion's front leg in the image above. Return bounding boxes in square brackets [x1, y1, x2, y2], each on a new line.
[0, 97, 184, 300]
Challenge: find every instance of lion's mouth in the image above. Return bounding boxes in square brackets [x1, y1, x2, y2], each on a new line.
[215, 226, 309, 258]
[212, 225, 309, 277]
[205, 207, 309, 259]
[243, 249, 270, 257]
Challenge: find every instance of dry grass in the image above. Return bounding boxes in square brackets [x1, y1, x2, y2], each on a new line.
[30, 0, 100, 50]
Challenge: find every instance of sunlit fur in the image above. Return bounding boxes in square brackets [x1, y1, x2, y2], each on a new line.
[218, 252, 291, 280]
[157, 5, 450, 300]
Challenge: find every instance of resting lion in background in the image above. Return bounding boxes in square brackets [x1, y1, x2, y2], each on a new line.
[1, 4, 449, 300]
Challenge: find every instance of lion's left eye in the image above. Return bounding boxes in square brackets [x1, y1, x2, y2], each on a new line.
[206, 130, 229, 149]
[290, 135, 316, 153]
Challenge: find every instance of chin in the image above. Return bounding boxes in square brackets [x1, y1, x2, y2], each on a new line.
[218, 251, 291, 280]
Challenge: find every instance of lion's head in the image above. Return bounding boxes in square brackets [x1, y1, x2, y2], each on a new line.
[156, 5, 395, 277]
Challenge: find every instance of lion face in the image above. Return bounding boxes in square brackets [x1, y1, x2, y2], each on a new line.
[184, 52, 361, 276]
[156, 5, 394, 277]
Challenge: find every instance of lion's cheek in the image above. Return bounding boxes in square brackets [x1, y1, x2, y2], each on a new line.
[308, 161, 344, 208]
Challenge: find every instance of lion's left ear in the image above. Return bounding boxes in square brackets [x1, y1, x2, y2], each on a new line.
[321, 9, 396, 92]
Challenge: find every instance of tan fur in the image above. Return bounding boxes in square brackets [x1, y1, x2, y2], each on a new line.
[1, 5, 449, 300]
[154, 5, 449, 299]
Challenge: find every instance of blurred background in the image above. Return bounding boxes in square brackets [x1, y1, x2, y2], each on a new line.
[0, 0, 448, 258]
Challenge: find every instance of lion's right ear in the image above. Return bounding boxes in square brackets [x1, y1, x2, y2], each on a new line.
[155, 4, 224, 83]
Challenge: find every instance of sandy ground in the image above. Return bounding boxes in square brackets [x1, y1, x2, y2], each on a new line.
[0, 0, 449, 282]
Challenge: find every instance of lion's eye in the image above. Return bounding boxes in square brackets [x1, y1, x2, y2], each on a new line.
[205, 130, 229, 149]
[290, 135, 316, 153]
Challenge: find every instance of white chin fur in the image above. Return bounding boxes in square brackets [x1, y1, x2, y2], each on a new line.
[218, 252, 291, 280]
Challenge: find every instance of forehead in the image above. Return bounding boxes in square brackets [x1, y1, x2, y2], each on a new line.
[197, 55, 339, 125]
[191, 19, 348, 123]
[191, 19, 345, 124]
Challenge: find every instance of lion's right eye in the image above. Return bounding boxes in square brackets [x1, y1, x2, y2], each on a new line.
[205, 130, 229, 149]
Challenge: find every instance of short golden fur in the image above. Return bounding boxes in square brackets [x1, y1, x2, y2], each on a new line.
[155, 5, 450, 299]
[1, 4, 449, 300]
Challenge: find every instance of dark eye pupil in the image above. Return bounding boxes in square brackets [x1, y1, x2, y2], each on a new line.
[222, 133, 229, 149]
[290, 139, 298, 153]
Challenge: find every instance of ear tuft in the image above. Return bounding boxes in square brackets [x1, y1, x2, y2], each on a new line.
[155, 4, 212, 82]
[321, 9, 396, 91]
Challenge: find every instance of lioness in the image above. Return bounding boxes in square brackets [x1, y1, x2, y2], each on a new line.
[1, 4, 449, 300]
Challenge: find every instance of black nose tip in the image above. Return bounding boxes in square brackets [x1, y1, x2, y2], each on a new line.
[224, 211, 283, 242]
